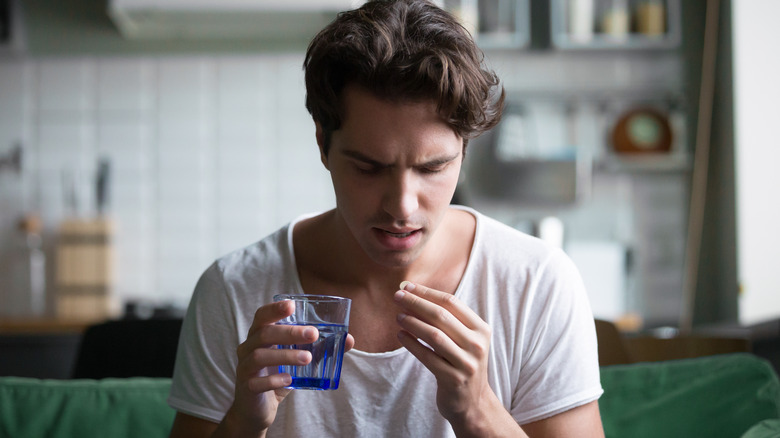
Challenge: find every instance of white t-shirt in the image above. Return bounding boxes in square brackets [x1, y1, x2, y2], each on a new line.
[168, 206, 603, 436]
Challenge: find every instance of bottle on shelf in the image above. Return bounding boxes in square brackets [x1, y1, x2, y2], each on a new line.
[568, 0, 596, 43]
[636, 0, 666, 37]
[599, 0, 630, 40]
[14, 214, 47, 317]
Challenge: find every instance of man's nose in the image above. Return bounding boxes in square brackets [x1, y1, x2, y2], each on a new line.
[383, 171, 419, 219]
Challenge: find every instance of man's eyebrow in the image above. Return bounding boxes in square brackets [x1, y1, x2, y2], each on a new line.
[422, 152, 461, 167]
[341, 150, 386, 167]
[340, 149, 460, 167]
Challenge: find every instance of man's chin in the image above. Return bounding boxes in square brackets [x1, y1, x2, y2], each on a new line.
[365, 247, 422, 270]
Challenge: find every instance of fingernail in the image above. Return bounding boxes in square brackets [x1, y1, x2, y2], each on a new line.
[282, 374, 292, 385]
[394, 290, 405, 302]
[303, 327, 317, 339]
[298, 351, 310, 363]
[397, 313, 407, 322]
[400, 281, 415, 291]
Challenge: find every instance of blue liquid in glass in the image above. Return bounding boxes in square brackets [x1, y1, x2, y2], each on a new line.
[277, 323, 348, 390]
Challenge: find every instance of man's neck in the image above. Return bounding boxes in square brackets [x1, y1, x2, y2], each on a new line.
[292, 207, 475, 298]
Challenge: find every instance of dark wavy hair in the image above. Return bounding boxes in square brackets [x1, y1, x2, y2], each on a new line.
[304, 0, 505, 155]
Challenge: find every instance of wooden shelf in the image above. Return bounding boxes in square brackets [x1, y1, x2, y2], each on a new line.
[0, 318, 96, 335]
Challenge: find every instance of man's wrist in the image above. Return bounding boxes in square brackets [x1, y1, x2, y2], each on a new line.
[447, 393, 527, 438]
[213, 406, 268, 438]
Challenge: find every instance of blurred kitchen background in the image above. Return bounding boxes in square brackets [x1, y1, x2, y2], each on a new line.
[0, 0, 778, 374]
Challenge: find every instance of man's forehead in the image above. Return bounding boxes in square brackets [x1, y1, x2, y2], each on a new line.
[339, 84, 443, 114]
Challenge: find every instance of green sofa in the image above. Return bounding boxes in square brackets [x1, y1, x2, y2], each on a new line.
[1, 353, 778, 438]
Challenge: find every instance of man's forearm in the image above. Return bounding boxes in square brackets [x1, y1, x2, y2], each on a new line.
[210, 407, 268, 438]
[447, 391, 528, 438]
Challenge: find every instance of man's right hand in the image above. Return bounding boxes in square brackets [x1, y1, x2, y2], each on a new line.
[170, 299, 355, 438]
[219, 299, 318, 436]
[170, 300, 325, 438]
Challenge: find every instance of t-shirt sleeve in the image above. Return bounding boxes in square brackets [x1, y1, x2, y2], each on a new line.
[167, 262, 240, 423]
[511, 247, 604, 424]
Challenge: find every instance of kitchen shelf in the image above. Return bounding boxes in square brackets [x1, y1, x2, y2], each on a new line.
[0, 318, 92, 335]
[596, 152, 691, 173]
[550, 0, 681, 50]
[443, 0, 530, 49]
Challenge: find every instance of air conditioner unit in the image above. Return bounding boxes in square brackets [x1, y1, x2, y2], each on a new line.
[107, 0, 364, 41]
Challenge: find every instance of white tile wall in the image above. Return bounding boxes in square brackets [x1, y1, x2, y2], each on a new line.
[0, 50, 683, 320]
[0, 54, 334, 315]
[1, 61, 34, 316]
[37, 60, 95, 112]
[96, 59, 155, 112]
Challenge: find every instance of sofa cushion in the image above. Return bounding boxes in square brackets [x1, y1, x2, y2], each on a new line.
[0, 377, 174, 438]
[600, 353, 780, 438]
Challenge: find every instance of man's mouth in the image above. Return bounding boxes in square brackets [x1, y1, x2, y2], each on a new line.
[373, 226, 423, 251]
[384, 230, 416, 238]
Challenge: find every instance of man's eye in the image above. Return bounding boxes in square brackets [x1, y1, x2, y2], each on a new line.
[356, 165, 380, 175]
[420, 165, 446, 174]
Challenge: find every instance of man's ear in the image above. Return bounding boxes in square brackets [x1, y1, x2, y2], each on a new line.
[315, 122, 329, 170]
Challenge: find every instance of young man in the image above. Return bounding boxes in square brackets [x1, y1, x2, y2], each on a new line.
[168, 1, 604, 437]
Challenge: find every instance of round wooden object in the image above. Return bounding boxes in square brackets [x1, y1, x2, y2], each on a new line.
[611, 108, 673, 154]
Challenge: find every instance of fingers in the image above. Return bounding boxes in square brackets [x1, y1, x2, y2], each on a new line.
[246, 300, 294, 338]
[240, 301, 319, 355]
[236, 334, 313, 375]
[235, 300, 322, 394]
[398, 282, 482, 329]
[394, 281, 489, 340]
[236, 347, 311, 393]
[394, 281, 490, 370]
[239, 346, 312, 371]
[240, 322, 319, 356]
[247, 373, 293, 394]
[396, 315, 474, 373]
[396, 329, 455, 376]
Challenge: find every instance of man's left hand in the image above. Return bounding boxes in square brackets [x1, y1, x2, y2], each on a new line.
[393, 281, 511, 435]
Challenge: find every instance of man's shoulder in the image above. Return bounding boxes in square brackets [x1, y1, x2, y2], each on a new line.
[212, 223, 292, 277]
[471, 210, 569, 271]
[475, 211, 548, 248]
[190, 221, 299, 311]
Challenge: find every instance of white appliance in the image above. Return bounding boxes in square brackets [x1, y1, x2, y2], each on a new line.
[108, 0, 365, 40]
[565, 240, 628, 322]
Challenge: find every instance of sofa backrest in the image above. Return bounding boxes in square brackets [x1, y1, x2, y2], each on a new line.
[0, 377, 174, 438]
[1, 353, 778, 438]
[599, 353, 780, 438]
